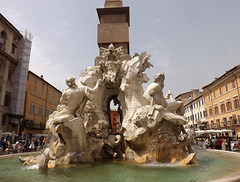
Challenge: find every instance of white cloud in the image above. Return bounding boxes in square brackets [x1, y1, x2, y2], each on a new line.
[1, 8, 27, 30]
[143, 40, 174, 74]
[29, 38, 68, 91]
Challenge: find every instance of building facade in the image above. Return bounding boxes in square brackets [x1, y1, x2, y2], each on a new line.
[0, 14, 23, 132]
[184, 95, 206, 130]
[110, 110, 121, 134]
[202, 65, 240, 136]
[176, 89, 206, 130]
[22, 71, 62, 136]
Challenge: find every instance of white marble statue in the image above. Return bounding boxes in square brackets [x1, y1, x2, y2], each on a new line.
[46, 76, 102, 129]
[99, 44, 123, 83]
[143, 73, 184, 114]
[143, 73, 187, 125]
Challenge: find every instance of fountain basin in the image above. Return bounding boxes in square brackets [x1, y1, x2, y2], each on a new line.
[0, 149, 240, 182]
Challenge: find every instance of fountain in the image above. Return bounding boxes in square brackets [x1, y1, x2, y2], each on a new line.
[1, 1, 240, 182]
[8, 52, 240, 180]
[19, 43, 195, 168]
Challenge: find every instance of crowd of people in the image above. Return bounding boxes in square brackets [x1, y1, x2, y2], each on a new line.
[0, 135, 46, 155]
[202, 133, 236, 151]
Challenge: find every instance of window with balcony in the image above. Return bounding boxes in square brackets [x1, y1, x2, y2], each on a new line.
[216, 119, 220, 127]
[41, 91, 44, 99]
[204, 110, 208, 117]
[211, 121, 214, 127]
[214, 106, 219, 115]
[219, 87, 222, 95]
[1, 114, 6, 126]
[46, 108, 50, 117]
[229, 117, 233, 126]
[4, 92, 11, 107]
[30, 103, 35, 114]
[234, 99, 239, 109]
[232, 80, 236, 88]
[39, 105, 44, 116]
[209, 108, 212, 116]
[226, 101, 232, 111]
[225, 84, 228, 92]
[221, 103, 225, 113]
[11, 43, 17, 54]
[223, 117, 227, 127]
[7, 70, 13, 82]
[33, 87, 36, 95]
[0, 31, 7, 51]
[237, 115, 240, 124]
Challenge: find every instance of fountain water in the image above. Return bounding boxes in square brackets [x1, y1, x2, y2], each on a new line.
[2, 149, 240, 182]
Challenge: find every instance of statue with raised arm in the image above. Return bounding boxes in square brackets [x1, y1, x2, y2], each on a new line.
[46, 76, 102, 129]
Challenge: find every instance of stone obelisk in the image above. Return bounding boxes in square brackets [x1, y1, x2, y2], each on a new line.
[97, 0, 130, 55]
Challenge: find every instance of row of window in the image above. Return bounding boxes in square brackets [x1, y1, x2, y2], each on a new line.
[0, 63, 14, 83]
[186, 111, 204, 122]
[0, 30, 17, 55]
[30, 103, 53, 117]
[185, 99, 205, 113]
[204, 99, 239, 117]
[209, 115, 240, 128]
[207, 78, 240, 101]
[33, 76, 60, 97]
[32, 87, 59, 104]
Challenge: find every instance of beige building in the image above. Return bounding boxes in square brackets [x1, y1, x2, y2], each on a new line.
[0, 14, 23, 132]
[184, 94, 206, 130]
[22, 71, 62, 136]
[176, 89, 206, 130]
[202, 65, 240, 136]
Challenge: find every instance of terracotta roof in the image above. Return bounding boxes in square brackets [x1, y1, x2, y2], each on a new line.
[202, 65, 240, 90]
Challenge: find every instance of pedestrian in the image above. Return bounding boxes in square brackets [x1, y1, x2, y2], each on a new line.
[2, 138, 8, 154]
[29, 138, 35, 152]
[217, 137, 222, 150]
[225, 133, 231, 151]
[213, 136, 218, 149]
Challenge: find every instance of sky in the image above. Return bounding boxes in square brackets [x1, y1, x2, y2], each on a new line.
[1, 0, 240, 97]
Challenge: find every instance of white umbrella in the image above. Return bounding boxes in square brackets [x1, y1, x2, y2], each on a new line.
[2, 132, 18, 136]
[221, 129, 232, 133]
[204, 129, 216, 134]
[32, 134, 48, 138]
[195, 130, 205, 134]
